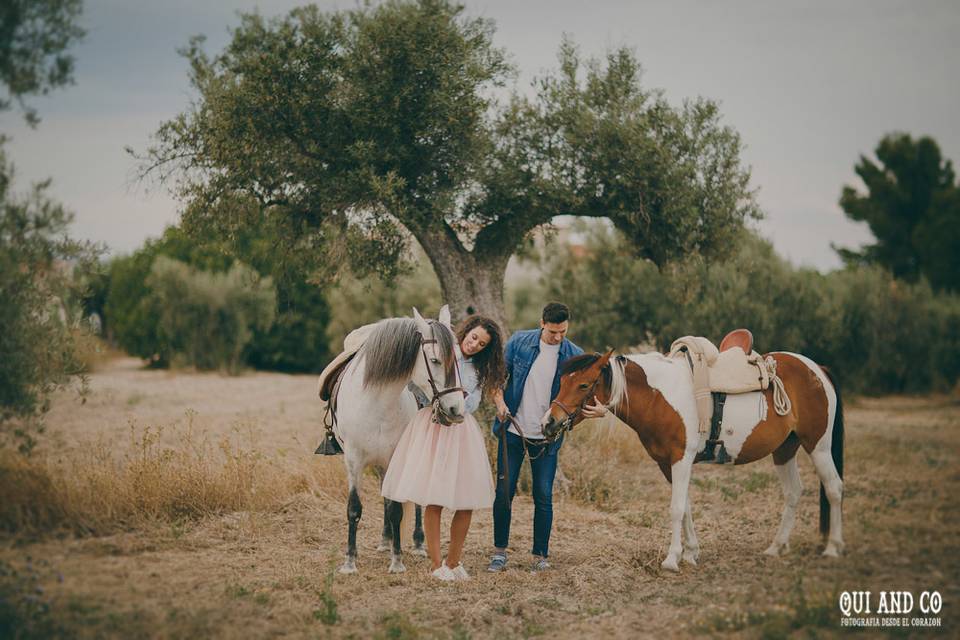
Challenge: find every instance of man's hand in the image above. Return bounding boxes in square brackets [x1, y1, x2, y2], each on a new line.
[493, 389, 509, 421]
[581, 398, 608, 420]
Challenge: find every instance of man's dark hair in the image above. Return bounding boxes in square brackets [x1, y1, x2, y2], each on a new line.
[541, 302, 571, 324]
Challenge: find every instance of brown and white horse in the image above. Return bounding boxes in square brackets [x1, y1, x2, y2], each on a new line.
[541, 350, 844, 572]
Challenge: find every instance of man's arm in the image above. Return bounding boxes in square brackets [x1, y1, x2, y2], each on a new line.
[494, 332, 517, 420]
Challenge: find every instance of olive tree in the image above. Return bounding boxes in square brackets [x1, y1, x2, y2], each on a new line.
[141, 0, 758, 329]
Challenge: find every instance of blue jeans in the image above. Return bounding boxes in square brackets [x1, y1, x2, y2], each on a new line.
[493, 430, 562, 557]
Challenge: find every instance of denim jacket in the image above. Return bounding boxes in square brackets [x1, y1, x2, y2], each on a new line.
[492, 329, 583, 435]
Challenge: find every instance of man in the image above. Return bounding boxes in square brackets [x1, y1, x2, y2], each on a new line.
[488, 302, 607, 572]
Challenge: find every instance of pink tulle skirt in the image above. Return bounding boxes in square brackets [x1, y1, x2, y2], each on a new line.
[381, 408, 495, 510]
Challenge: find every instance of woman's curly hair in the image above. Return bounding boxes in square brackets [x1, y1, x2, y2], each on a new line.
[455, 315, 506, 399]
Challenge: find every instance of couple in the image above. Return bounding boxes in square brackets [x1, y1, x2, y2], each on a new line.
[381, 302, 609, 580]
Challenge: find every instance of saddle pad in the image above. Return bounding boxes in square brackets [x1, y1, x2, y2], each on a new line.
[704, 391, 768, 463]
[316, 322, 378, 398]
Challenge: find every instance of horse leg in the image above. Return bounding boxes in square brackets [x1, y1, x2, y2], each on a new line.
[387, 499, 406, 573]
[662, 455, 692, 572]
[412, 504, 427, 556]
[681, 494, 699, 566]
[764, 454, 802, 556]
[340, 458, 364, 574]
[377, 497, 392, 552]
[810, 448, 844, 557]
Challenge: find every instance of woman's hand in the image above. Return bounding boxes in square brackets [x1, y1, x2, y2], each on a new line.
[581, 398, 608, 420]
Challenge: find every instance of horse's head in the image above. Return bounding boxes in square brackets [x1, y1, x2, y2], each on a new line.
[541, 349, 615, 441]
[412, 305, 465, 425]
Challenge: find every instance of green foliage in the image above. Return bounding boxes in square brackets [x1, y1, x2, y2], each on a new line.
[837, 133, 960, 292]
[245, 277, 331, 373]
[145, 256, 276, 373]
[312, 570, 339, 626]
[0, 0, 85, 126]
[546, 221, 960, 393]
[0, 144, 98, 445]
[325, 248, 442, 351]
[104, 224, 331, 372]
[104, 227, 231, 366]
[139, 0, 757, 324]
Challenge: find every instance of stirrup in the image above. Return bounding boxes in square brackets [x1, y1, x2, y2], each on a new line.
[315, 431, 343, 455]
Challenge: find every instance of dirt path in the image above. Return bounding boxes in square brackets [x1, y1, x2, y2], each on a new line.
[3, 358, 958, 638]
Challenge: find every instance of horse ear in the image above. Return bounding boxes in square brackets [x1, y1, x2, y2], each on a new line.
[598, 349, 615, 367]
[412, 307, 431, 337]
[438, 304, 452, 329]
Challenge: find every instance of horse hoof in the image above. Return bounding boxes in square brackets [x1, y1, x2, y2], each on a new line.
[339, 562, 358, 575]
[661, 557, 680, 573]
[388, 561, 407, 574]
[412, 547, 428, 557]
[763, 544, 781, 557]
[822, 545, 841, 558]
[376, 540, 391, 552]
[682, 550, 699, 566]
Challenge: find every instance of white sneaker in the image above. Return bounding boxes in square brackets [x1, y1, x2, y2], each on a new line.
[449, 563, 470, 581]
[431, 564, 456, 581]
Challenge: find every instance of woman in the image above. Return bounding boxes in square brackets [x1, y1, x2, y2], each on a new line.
[381, 314, 506, 580]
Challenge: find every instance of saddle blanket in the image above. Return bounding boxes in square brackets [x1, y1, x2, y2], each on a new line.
[700, 391, 769, 463]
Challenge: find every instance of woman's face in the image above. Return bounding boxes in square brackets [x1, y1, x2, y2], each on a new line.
[460, 326, 492, 357]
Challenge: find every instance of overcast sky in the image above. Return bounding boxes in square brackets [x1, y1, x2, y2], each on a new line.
[2, 0, 958, 270]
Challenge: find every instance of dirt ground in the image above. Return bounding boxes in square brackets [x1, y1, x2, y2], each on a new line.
[2, 357, 958, 638]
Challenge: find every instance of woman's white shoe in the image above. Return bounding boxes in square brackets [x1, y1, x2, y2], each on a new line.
[431, 564, 456, 581]
[450, 563, 470, 581]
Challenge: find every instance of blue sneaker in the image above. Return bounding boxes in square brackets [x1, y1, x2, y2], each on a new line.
[531, 557, 551, 572]
[487, 553, 507, 572]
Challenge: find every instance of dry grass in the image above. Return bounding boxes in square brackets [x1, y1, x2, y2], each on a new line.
[0, 417, 342, 536]
[1, 358, 958, 638]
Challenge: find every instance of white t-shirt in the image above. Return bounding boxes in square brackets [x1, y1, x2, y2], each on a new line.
[510, 339, 560, 440]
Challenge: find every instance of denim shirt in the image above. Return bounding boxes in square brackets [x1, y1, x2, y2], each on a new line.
[492, 329, 583, 435]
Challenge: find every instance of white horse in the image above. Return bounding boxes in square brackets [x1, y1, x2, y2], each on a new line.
[331, 306, 465, 574]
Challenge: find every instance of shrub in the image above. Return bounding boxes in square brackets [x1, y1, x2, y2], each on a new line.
[104, 226, 332, 372]
[145, 257, 276, 373]
[0, 145, 98, 449]
[544, 222, 960, 394]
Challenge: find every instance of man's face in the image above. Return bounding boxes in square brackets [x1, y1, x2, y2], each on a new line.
[539, 319, 568, 345]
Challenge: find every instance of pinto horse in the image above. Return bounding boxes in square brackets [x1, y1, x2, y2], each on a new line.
[541, 350, 844, 572]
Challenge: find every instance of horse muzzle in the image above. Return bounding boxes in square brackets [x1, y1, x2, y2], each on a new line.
[541, 415, 566, 442]
[435, 406, 465, 426]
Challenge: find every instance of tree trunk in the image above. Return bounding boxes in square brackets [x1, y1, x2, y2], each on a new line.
[415, 227, 512, 333]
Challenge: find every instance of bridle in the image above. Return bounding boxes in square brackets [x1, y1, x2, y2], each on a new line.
[544, 366, 605, 441]
[419, 321, 464, 425]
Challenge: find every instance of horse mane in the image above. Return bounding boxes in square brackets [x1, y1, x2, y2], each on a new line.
[361, 317, 456, 388]
[559, 353, 629, 413]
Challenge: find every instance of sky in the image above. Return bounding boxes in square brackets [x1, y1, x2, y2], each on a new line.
[2, 0, 958, 271]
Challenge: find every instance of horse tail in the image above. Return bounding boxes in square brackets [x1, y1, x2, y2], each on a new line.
[819, 366, 844, 536]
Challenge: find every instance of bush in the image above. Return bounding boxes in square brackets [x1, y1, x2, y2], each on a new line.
[245, 277, 332, 373]
[544, 222, 960, 394]
[146, 257, 277, 373]
[104, 225, 332, 372]
[0, 145, 98, 448]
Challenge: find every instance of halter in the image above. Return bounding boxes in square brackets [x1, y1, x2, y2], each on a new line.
[419, 322, 464, 425]
[545, 366, 605, 441]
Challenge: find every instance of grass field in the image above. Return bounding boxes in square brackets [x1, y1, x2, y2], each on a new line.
[2, 357, 958, 638]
